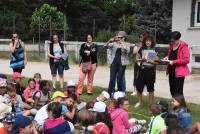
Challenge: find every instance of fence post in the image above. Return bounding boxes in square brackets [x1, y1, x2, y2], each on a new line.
[44, 40, 49, 60]
[189, 46, 193, 73]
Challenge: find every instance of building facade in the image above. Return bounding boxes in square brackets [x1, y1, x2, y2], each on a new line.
[172, 0, 200, 68]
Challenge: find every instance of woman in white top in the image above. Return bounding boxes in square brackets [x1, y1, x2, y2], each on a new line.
[48, 34, 67, 89]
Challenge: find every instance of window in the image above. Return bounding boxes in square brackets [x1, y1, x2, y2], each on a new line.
[195, 56, 200, 62]
[191, 0, 200, 27]
[197, 2, 200, 23]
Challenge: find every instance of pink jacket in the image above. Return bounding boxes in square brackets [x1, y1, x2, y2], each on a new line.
[111, 108, 131, 134]
[166, 40, 190, 77]
[23, 87, 35, 102]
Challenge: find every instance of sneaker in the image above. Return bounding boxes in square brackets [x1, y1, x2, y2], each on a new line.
[134, 102, 141, 108]
[131, 91, 137, 96]
[143, 92, 148, 96]
[137, 120, 146, 125]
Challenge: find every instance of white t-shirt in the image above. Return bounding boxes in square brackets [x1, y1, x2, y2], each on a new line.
[34, 104, 48, 126]
[35, 91, 49, 106]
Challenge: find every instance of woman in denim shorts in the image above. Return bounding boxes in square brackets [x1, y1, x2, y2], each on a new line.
[48, 34, 67, 89]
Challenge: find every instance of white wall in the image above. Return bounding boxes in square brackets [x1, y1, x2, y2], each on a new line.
[173, 0, 200, 69]
[172, 0, 200, 46]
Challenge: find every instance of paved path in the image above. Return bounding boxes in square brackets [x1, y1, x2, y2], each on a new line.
[1, 59, 200, 104]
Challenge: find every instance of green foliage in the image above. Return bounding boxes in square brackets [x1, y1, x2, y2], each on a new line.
[119, 15, 135, 34]
[134, 0, 172, 43]
[30, 3, 67, 33]
[94, 29, 115, 42]
[126, 33, 138, 43]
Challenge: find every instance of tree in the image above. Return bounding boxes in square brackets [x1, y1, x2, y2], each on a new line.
[134, 0, 172, 43]
[30, 3, 67, 38]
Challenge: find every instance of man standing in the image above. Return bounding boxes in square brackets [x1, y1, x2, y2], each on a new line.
[105, 31, 131, 97]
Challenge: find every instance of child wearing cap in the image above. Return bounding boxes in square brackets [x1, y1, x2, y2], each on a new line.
[34, 91, 68, 131]
[64, 80, 78, 97]
[89, 101, 113, 133]
[10, 115, 37, 134]
[96, 91, 110, 102]
[0, 112, 15, 134]
[11, 72, 25, 100]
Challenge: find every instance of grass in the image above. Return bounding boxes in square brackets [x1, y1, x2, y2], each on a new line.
[6, 75, 200, 124]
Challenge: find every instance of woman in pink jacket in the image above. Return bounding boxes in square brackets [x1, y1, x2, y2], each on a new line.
[165, 31, 190, 97]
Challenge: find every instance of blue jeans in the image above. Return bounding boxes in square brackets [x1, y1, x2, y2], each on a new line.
[108, 62, 126, 96]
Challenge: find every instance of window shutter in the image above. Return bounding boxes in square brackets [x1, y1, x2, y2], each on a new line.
[191, 0, 196, 27]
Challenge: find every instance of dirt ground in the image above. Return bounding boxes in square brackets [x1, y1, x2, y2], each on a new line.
[1, 59, 200, 104]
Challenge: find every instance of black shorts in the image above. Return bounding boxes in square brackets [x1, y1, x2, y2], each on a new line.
[50, 62, 64, 76]
[136, 68, 155, 93]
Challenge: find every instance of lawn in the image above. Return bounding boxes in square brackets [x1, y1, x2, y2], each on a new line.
[6, 75, 200, 124]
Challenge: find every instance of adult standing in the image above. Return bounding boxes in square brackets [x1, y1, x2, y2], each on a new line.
[77, 34, 97, 95]
[131, 33, 148, 96]
[105, 31, 131, 97]
[48, 34, 67, 89]
[9, 33, 27, 73]
[165, 31, 190, 97]
[135, 35, 158, 108]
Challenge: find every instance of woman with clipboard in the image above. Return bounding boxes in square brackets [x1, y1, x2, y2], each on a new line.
[134, 35, 159, 108]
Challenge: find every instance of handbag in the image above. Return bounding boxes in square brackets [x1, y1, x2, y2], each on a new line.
[82, 61, 91, 73]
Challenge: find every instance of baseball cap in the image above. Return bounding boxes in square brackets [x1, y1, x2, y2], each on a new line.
[116, 31, 127, 38]
[157, 100, 169, 112]
[0, 103, 12, 120]
[67, 80, 76, 87]
[0, 74, 7, 79]
[89, 102, 106, 113]
[113, 91, 125, 100]
[3, 112, 15, 123]
[101, 91, 110, 100]
[93, 122, 110, 134]
[11, 72, 24, 79]
[0, 78, 7, 87]
[51, 91, 66, 100]
[11, 115, 32, 134]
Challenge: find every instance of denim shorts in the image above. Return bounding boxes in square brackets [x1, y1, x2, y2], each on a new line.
[50, 62, 64, 76]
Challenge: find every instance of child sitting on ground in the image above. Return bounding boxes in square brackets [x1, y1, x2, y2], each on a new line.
[111, 97, 142, 134]
[23, 78, 37, 105]
[145, 103, 166, 134]
[172, 95, 192, 133]
[33, 73, 42, 91]
[33, 80, 50, 110]
[160, 113, 180, 134]
[157, 100, 169, 119]
[11, 72, 25, 100]
[3, 83, 33, 116]
[44, 102, 73, 134]
[0, 78, 7, 97]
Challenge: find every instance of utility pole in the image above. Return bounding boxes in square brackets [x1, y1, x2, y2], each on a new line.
[123, 15, 126, 31]
[64, 15, 67, 41]
[154, 20, 157, 41]
[13, 16, 15, 33]
[93, 19, 96, 38]
[50, 16, 52, 38]
[38, 17, 41, 56]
